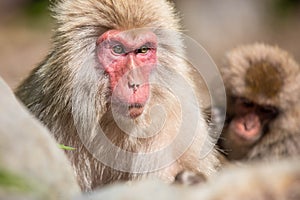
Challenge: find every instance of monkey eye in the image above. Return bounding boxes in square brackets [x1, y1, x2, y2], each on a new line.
[136, 45, 150, 54]
[112, 45, 126, 55]
[258, 106, 278, 116]
[237, 97, 254, 108]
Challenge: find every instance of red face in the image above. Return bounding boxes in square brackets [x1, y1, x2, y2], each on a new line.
[97, 30, 158, 118]
[228, 97, 278, 143]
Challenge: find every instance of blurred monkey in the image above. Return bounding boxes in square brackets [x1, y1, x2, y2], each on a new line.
[217, 43, 300, 161]
[16, 0, 220, 191]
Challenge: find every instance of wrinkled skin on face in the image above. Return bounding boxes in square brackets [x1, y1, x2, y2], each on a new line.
[97, 30, 157, 118]
[230, 97, 278, 141]
[220, 97, 279, 160]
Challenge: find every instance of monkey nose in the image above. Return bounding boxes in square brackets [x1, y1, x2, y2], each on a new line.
[128, 82, 140, 92]
[244, 121, 255, 131]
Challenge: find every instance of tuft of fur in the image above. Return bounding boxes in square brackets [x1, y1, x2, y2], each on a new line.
[222, 43, 300, 109]
[16, 0, 220, 191]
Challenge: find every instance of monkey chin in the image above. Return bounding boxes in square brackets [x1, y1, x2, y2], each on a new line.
[111, 87, 149, 119]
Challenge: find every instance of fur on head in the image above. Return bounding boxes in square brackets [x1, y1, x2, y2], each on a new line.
[222, 43, 300, 111]
[37, 0, 190, 125]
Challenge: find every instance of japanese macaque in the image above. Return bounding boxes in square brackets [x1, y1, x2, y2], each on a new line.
[15, 0, 220, 191]
[0, 76, 80, 199]
[218, 43, 300, 161]
[77, 159, 300, 200]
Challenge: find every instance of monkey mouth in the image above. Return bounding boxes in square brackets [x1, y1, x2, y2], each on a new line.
[128, 103, 143, 109]
[111, 97, 146, 119]
[128, 103, 144, 118]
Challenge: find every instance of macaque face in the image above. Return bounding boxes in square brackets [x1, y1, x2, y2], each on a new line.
[97, 30, 158, 118]
[227, 96, 279, 144]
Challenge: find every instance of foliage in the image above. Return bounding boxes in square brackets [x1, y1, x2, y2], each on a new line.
[0, 169, 34, 193]
[272, 0, 300, 17]
[58, 144, 76, 151]
[25, 0, 49, 17]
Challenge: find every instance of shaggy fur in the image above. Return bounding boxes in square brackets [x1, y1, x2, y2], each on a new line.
[16, 0, 220, 191]
[220, 43, 300, 161]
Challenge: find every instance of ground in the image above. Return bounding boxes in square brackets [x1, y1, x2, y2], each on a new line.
[0, 19, 51, 89]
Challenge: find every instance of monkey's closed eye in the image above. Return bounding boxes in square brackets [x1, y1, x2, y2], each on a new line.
[237, 97, 254, 108]
[112, 45, 126, 55]
[258, 106, 278, 116]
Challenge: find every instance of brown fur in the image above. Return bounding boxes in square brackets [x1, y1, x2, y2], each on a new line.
[219, 43, 300, 161]
[16, 0, 220, 191]
[75, 160, 300, 200]
[245, 61, 283, 98]
[222, 43, 300, 107]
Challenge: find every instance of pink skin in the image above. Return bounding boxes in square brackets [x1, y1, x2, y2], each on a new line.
[97, 30, 158, 118]
[230, 113, 262, 141]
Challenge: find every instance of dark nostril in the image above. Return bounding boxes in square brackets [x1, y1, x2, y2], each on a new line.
[244, 121, 255, 131]
[128, 82, 140, 91]
[128, 82, 134, 88]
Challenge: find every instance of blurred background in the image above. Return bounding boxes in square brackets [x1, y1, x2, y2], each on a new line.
[0, 0, 299, 89]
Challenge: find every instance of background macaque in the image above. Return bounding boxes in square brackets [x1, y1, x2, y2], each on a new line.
[16, 0, 220, 191]
[217, 43, 300, 161]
